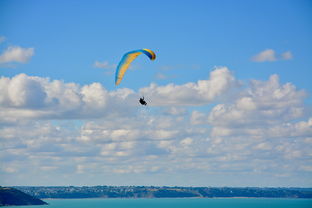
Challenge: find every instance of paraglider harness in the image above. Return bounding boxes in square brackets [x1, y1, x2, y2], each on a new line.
[139, 97, 147, 106]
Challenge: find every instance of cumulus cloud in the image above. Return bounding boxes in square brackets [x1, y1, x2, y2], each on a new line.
[208, 74, 307, 127]
[1, 67, 311, 186]
[252, 49, 277, 62]
[204, 73, 311, 174]
[252, 49, 293, 62]
[0, 73, 136, 121]
[5, 74, 46, 108]
[0, 46, 34, 64]
[140, 67, 240, 106]
[0, 68, 239, 121]
[2, 112, 311, 186]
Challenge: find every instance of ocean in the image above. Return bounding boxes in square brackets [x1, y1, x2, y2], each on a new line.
[9, 198, 312, 208]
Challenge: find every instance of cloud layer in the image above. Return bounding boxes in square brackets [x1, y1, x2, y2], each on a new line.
[1, 67, 311, 187]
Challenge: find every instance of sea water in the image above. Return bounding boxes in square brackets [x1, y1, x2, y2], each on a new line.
[9, 198, 312, 208]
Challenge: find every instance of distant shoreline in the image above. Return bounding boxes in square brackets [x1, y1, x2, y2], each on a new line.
[14, 186, 312, 199]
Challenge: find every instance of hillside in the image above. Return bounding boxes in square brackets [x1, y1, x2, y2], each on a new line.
[0, 187, 47, 206]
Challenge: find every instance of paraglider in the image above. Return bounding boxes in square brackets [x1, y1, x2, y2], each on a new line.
[139, 97, 147, 106]
[115, 49, 155, 106]
[115, 49, 156, 86]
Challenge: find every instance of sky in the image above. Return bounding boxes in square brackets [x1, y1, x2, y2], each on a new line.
[0, 0, 312, 187]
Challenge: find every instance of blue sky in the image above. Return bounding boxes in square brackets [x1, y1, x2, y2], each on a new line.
[0, 0, 312, 187]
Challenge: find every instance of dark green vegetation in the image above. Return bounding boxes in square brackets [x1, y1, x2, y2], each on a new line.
[0, 187, 47, 206]
[15, 186, 312, 199]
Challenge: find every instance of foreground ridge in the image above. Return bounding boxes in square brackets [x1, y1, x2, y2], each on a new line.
[0, 187, 48, 206]
[14, 186, 312, 199]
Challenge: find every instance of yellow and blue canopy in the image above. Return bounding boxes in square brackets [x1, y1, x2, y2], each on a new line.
[115, 49, 156, 85]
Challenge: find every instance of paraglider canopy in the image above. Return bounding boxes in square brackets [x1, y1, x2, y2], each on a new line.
[115, 49, 156, 86]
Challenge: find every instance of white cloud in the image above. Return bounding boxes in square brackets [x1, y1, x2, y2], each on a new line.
[140, 67, 239, 106]
[1, 67, 311, 186]
[1, 111, 311, 186]
[0, 68, 238, 121]
[0, 46, 34, 64]
[208, 74, 307, 127]
[252, 49, 293, 62]
[0, 74, 136, 121]
[252, 49, 277, 62]
[7, 74, 47, 108]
